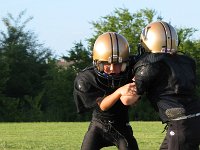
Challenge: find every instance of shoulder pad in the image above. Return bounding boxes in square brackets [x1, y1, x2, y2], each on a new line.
[81, 66, 94, 72]
[76, 77, 91, 92]
[134, 53, 165, 69]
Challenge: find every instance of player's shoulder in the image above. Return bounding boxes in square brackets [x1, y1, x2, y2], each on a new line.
[75, 66, 96, 81]
[74, 66, 98, 92]
[77, 66, 94, 75]
[82, 65, 95, 72]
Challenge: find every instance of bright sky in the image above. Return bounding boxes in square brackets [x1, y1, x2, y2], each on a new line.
[0, 0, 200, 57]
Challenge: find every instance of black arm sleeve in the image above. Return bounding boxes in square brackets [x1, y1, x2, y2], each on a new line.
[134, 63, 160, 95]
[73, 71, 105, 113]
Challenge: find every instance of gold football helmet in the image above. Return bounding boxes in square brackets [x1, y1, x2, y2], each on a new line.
[140, 21, 178, 53]
[93, 32, 130, 88]
[93, 32, 129, 72]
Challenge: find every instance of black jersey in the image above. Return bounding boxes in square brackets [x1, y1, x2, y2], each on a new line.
[134, 53, 199, 122]
[73, 66, 132, 122]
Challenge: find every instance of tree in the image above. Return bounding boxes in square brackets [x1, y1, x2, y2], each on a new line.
[177, 27, 198, 53]
[176, 27, 200, 87]
[87, 8, 161, 55]
[63, 41, 92, 72]
[0, 51, 9, 93]
[40, 42, 92, 121]
[63, 41, 92, 121]
[0, 10, 52, 121]
[0, 11, 51, 98]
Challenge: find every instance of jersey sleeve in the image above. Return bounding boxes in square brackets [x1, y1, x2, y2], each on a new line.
[134, 63, 160, 95]
[73, 71, 105, 113]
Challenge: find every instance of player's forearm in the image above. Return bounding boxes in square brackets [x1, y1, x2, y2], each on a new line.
[120, 95, 140, 105]
[98, 90, 121, 111]
[97, 83, 136, 111]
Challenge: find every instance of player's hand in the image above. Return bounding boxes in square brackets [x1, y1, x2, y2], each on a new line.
[117, 82, 136, 96]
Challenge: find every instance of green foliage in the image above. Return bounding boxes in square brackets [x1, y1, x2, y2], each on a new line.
[87, 8, 160, 54]
[177, 27, 200, 88]
[0, 53, 9, 92]
[63, 41, 92, 72]
[41, 63, 78, 121]
[0, 96, 19, 121]
[0, 11, 51, 98]
[61, 42, 93, 121]
[0, 11, 52, 121]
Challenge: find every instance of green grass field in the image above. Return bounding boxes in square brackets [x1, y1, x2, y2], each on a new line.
[0, 122, 165, 150]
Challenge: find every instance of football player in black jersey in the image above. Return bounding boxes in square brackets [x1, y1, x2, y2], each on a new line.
[74, 32, 139, 150]
[121, 21, 200, 150]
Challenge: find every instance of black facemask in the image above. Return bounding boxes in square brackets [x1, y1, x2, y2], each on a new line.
[94, 68, 130, 89]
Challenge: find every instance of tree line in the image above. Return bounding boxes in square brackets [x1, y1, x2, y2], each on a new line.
[0, 9, 199, 122]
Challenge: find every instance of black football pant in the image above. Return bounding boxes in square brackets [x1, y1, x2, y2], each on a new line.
[160, 116, 200, 150]
[81, 118, 139, 150]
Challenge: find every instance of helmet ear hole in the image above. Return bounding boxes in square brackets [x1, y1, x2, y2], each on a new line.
[121, 63, 127, 72]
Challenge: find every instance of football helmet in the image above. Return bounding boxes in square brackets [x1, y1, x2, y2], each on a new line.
[140, 21, 178, 53]
[93, 32, 130, 88]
